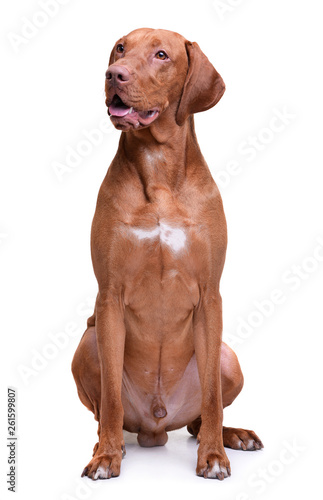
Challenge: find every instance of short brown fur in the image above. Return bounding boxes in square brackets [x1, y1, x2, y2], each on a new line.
[72, 28, 263, 481]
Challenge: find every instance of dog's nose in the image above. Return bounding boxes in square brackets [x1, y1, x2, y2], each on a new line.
[106, 65, 131, 85]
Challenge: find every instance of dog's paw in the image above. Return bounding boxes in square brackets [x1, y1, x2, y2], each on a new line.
[81, 447, 125, 480]
[196, 444, 231, 480]
[223, 427, 264, 451]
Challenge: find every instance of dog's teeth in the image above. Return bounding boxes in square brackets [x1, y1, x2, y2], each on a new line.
[129, 107, 133, 114]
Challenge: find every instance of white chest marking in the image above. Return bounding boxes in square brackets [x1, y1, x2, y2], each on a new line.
[130, 222, 187, 253]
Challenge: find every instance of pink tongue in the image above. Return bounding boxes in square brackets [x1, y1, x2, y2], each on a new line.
[109, 102, 131, 117]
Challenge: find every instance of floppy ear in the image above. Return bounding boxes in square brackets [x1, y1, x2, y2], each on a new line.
[176, 41, 225, 126]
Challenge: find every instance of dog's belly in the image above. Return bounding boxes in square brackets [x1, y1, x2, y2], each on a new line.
[119, 218, 202, 442]
[122, 278, 201, 439]
[121, 351, 202, 439]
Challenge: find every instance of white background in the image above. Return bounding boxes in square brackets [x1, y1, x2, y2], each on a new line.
[1, 0, 322, 499]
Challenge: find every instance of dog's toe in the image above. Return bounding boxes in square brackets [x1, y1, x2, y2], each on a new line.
[223, 427, 264, 451]
[81, 450, 124, 480]
[196, 445, 231, 480]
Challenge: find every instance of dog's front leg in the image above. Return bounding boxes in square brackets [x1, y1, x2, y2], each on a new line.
[194, 290, 231, 480]
[82, 291, 126, 480]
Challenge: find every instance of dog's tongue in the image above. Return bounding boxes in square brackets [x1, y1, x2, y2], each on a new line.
[109, 97, 130, 117]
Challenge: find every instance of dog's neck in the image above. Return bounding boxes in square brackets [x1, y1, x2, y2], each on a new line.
[116, 114, 209, 201]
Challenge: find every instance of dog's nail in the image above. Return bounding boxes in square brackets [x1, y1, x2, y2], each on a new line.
[218, 472, 224, 481]
[81, 467, 88, 477]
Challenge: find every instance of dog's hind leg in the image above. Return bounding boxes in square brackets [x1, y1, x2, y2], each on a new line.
[72, 326, 102, 453]
[187, 343, 263, 451]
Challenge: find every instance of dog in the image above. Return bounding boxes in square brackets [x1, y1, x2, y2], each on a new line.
[72, 27, 263, 480]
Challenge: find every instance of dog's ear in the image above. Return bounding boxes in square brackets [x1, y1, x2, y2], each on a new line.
[176, 41, 225, 126]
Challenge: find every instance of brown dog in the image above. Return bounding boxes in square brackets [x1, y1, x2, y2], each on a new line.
[72, 28, 263, 480]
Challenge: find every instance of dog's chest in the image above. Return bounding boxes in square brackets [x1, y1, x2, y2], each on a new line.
[119, 216, 202, 315]
[129, 220, 187, 254]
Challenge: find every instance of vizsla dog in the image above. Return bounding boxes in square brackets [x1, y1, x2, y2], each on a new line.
[72, 28, 263, 480]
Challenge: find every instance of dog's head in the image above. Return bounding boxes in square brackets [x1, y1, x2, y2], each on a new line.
[105, 28, 225, 131]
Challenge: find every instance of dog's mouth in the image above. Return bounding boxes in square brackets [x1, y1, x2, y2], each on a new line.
[108, 94, 160, 130]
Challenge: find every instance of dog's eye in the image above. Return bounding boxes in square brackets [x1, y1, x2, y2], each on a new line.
[116, 44, 124, 54]
[155, 50, 168, 60]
